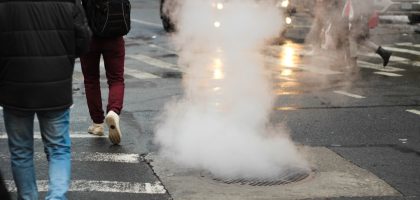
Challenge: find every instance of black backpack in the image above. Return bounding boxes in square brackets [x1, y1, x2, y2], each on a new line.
[85, 0, 131, 38]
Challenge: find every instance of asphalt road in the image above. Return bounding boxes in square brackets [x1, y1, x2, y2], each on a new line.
[0, 0, 419, 199]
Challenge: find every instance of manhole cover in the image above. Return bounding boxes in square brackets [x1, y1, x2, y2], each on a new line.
[210, 167, 313, 186]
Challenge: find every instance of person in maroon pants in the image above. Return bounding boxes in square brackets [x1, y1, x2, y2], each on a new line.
[80, 36, 125, 145]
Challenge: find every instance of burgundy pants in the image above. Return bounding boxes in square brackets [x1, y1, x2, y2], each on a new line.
[80, 36, 125, 124]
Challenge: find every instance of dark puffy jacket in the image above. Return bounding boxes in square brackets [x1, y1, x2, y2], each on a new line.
[0, 0, 91, 111]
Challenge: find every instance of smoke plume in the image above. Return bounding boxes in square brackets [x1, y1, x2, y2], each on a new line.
[155, 0, 309, 179]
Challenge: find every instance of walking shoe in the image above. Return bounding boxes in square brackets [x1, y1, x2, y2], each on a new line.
[105, 111, 122, 144]
[376, 46, 392, 67]
[88, 123, 104, 136]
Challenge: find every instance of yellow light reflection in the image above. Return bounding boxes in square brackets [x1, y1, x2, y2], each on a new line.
[214, 21, 221, 28]
[212, 58, 224, 80]
[217, 3, 224, 10]
[280, 69, 293, 76]
[281, 45, 295, 67]
[281, 0, 289, 8]
[274, 90, 301, 95]
[285, 17, 292, 25]
[276, 106, 297, 111]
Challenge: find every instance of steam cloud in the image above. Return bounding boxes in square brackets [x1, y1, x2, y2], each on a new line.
[155, 0, 309, 179]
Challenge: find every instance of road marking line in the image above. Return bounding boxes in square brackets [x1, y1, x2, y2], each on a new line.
[125, 68, 160, 79]
[374, 72, 403, 77]
[0, 152, 140, 163]
[358, 61, 405, 72]
[265, 56, 342, 75]
[0, 132, 107, 139]
[407, 109, 420, 116]
[125, 38, 178, 54]
[127, 54, 180, 72]
[131, 19, 162, 28]
[5, 180, 166, 194]
[334, 91, 366, 99]
[74, 62, 160, 80]
[361, 52, 409, 62]
[395, 42, 413, 46]
[395, 43, 420, 49]
[384, 46, 420, 56]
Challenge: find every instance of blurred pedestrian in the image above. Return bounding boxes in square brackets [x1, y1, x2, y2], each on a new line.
[306, 0, 346, 50]
[0, 170, 10, 200]
[343, 0, 392, 67]
[81, 0, 131, 145]
[0, 0, 91, 199]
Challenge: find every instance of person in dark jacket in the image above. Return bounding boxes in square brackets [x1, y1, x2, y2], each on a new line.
[0, 0, 91, 199]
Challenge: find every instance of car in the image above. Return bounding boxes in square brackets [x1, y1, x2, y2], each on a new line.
[373, 0, 420, 23]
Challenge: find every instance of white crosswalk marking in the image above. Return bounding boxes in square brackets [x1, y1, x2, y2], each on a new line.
[131, 19, 162, 28]
[384, 46, 420, 56]
[0, 152, 141, 163]
[125, 68, 160, 79]
[0, 132, 107, 139]
[374, 72, 403, 77]
[407, 109, 420, 116]
[5, 180, 166, 194]
[127, 54, 181, 72]
[334, 91, 366, 99]
[74, 62, 160, 80]
[358, 61, 405, 72]
[265, 56, 342, 75]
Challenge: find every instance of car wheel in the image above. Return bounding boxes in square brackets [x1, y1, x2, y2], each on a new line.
[408, 14, 420, 24]
[160, 0, 176, 32]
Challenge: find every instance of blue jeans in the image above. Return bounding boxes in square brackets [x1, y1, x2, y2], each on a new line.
[3, 108, 71, 200]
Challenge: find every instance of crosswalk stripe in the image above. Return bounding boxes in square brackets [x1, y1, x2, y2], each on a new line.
[127, 54, 181, 72]
[395, 43, 420, 49]
[358, 61, 405, 72]
[125, 68, 160, 79]
[265, 56, 342, 75]
[131, 19, 162, 28]
[407, 109, 420, 116]
[384, 46, 420, 56]
[0, 132, 107, 139]
[361, 52, 409, 62]
[0, 152, 140, 163]
[334, 91, 366, 99]
[5, 180, 166, 194]
[374, 72, 403, 77]
[74, 62, 160, 80]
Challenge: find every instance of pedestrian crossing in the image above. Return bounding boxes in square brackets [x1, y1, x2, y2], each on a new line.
[4, 180, 166, 194]
[73, 41, 420, 81]
[1, 40, 419, 198]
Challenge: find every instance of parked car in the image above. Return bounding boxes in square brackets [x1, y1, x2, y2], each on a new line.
[373, 0, 420, 23]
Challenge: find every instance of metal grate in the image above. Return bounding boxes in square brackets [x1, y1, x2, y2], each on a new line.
[211, 167, 313, 186]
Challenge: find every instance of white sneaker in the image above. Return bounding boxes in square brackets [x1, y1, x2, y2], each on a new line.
[105, 110, 121, 144]
[88, 123, 104, 136]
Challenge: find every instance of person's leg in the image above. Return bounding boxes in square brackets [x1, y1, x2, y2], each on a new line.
[102, 36, 125, 115]
[347, 35, 358, 69]
[80, 37, 105, 124]
[102, 36, 125, 144]
[37, 109, 71, 200]
[362, 39, 392, 67]
[3, 108, 38, 200]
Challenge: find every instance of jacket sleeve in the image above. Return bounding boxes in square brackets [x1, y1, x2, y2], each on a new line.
[73, 0, 92, 57]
